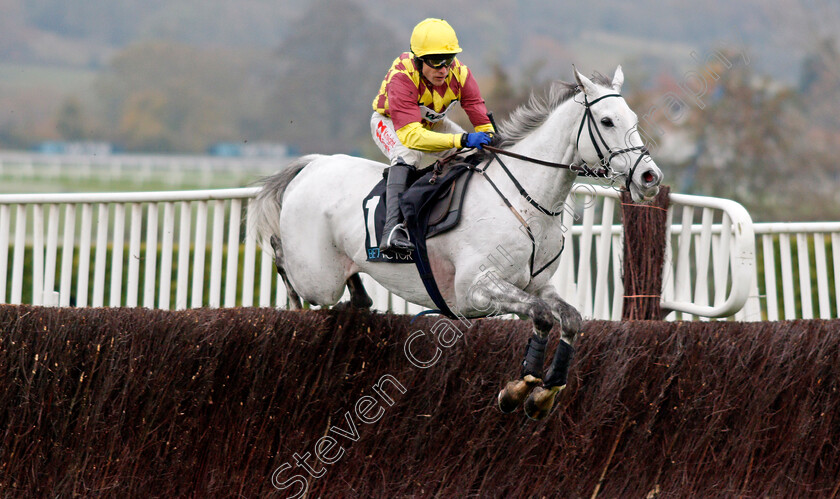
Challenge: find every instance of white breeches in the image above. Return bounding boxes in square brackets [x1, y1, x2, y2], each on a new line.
[370, 112, 465, 168]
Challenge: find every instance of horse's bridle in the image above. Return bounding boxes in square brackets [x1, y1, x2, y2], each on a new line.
[482, 91, 651, 191]
[575, 92, 650, 191]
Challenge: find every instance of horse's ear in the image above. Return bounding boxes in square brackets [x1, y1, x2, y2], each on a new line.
[573, 66, 596, 95]
[611, 65, 624, 91]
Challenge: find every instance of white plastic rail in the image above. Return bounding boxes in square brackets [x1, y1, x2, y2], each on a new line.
[551, 185, 756, 320]
[0, 185, 773, 320]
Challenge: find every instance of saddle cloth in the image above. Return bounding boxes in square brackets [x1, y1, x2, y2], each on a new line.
[363, 161, 474, 263]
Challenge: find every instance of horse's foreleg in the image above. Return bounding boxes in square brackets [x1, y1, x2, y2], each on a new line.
[538, 287, 581, 387]
[521, 287, 583, 420]
[466, 277, 555, 415]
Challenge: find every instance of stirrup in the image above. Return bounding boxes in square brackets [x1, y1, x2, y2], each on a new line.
[381, 223, 415, 253]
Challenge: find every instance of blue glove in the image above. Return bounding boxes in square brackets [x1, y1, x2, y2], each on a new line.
[462, 132, 492, 149]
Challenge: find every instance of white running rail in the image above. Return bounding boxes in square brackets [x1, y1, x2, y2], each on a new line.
[546, 185, 755, 320]
[0, 188, 291, 309]
[749, 222, 840, 320]
[1, 184, 808, 321]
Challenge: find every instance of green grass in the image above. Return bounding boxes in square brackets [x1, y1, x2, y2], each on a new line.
[0, 158, 265, 195]
[0, 63, 97, 95]
[0, 172, 256, 195]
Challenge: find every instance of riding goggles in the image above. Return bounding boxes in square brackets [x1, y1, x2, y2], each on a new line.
[422, 54, 456, 69]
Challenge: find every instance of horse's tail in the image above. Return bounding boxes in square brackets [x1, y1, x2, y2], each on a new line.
[248, 154, 320, 248]
[248, 155, 320, 309]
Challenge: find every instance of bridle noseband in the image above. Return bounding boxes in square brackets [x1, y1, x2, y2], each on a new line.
[576, 92, 650, 191]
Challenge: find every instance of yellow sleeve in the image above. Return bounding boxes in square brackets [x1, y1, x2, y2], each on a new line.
[475, 123, 495, 133]
[396, 122, 462, 152]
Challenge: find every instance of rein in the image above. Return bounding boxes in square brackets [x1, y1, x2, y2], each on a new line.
[482, 145, 608, 177]
[469, 92, 650, 278]
[468, 150, 569, 278]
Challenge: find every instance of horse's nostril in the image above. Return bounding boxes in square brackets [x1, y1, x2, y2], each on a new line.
[643, 171, 654, 183]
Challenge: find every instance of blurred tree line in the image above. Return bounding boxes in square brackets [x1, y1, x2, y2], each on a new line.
[52, 0, 402, 155]
[43, 0, 558, 156]
[3, 0, 839, 220]
[45, 0, 546, 156]
[630, 41, 840, 221]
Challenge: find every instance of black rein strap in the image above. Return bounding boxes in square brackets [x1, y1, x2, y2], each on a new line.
[482, 145, 610, 178]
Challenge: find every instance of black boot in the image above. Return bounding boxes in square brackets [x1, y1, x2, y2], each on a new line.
[521, 334, 548, 379]
[379, 162, 416, 253]
[543, 340, 575, 388]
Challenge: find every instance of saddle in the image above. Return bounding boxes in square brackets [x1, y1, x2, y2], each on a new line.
[363, 155, 477, 263]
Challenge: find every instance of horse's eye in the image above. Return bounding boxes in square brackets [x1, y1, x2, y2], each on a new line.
[600, 117, 614, 128]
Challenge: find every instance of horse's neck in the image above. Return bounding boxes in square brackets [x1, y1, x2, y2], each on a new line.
[493, 100, 582, 215]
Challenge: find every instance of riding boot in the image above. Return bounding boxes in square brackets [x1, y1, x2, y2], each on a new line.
[379, 162, 416, 253]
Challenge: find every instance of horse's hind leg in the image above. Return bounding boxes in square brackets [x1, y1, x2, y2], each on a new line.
[270, 235, 302, 309]
[347, 274, 373, 309]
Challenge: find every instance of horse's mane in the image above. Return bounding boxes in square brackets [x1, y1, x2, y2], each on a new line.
[498, 73, 613, 147]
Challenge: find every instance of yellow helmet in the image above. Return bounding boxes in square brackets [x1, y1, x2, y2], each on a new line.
[410, 18, 463, 58]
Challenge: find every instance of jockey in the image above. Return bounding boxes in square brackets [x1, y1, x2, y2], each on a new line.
[371, 18, 495, 254]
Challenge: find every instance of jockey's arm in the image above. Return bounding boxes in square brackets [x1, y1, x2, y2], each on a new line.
[388, 69, 495, 152]
[458, 68, 496, 134]
[395, 122, 464, 152]
[473, 122, 495, 133]
[394, 121, 495, 152]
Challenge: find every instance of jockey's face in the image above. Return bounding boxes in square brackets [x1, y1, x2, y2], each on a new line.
[421, 60, 450, 86]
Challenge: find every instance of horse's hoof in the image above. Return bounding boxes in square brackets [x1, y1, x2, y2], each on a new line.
[524, 385, 564, 421]
[497, 375, 541, 414]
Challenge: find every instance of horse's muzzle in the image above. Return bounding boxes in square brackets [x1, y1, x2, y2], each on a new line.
[633, 163, 662, 201]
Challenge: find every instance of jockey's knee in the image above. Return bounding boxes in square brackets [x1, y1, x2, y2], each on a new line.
[391, 150, 421, 169]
